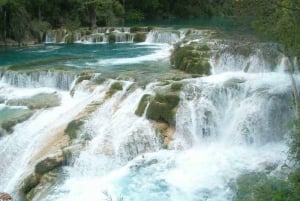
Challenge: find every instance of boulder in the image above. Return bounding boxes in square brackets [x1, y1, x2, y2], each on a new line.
[21, 173, 40, 194]
[35, 154, 64, 175]
[1, 109, 34, 133]
[135, 94, 151, 116]
[171, 44, 211, 75]
[105, 82, 123, 98]
[146, 93, 180, 125]
[7, 93, 61, 110]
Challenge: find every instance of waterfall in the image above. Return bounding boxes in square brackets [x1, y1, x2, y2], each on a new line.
[145, 30, 180, 44]
[173, 73, 294, 148]
[45, 31, 56, 43]
[0, 35, 298, 201]
[211, 43, 282, 74]
[114, 32, 134, 43]
[0, 70, 77, 90]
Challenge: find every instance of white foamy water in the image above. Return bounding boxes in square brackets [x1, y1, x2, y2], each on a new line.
[90, 44, 171, 66]
[0, 32, 298, 201]
[0, 83, 106, 195]
[39, 69, 296, 201]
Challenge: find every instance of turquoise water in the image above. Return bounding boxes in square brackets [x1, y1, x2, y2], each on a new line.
[0, 43, 171, 73]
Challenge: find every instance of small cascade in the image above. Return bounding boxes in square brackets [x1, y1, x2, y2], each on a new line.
[211, 43, 282, 74]
[45, 31, 56, 43]
[145, 30, 180, 44]
[173, 73, 295, 149]
[114, 32, 134, 43]
[0, 70, 77, 90]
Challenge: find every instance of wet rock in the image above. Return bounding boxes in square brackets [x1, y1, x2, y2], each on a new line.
[105, 82, 123, 98]
[146, 93, 180, 125]
[35, 154, 64, 175]
[7, 93, 61, 109]
[64, 119, 84, 140]
[171, 43, 211, 75]
[0, 192, 13, 201]
[154, 122, 175, 148]
[0, 109, 34, 133]
[133, 32, 147, 43]
[21, 173, 41, 194]
[135, 94, 151, 116]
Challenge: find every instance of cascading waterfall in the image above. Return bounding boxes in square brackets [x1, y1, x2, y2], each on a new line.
[45, 31, 56, 43]
[0, 28, 299, 201]
[145, 30, 180, 44]
[0, 70, 77, 90]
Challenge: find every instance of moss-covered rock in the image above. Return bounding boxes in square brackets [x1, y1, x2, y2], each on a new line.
[133, 32, 147, 43]
[170, 82, 183, 91]
[105, 82, 123, 98]
[135, 94, 151, 116]
[171, 44, 211, 75]
[7, 93, 61, 110]
[64, 119, 84, 140]
[146, 93, 180, 125]
[1, 110, 34, 133]
[35, 155, 64, 175]
[75, 72, 93, 85]
[21, 173, 41, 194]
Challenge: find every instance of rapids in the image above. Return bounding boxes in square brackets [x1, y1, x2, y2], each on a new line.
[0, 28, 298, 201]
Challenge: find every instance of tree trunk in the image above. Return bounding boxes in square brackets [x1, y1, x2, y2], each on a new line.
[4, 5, 7, 42]
[88, 5, 97, 29]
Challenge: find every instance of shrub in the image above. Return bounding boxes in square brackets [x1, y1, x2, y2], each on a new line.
[233, 171, 300, 201]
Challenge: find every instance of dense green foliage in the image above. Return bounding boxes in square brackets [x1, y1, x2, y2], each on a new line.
[233, 171, 300, 201]
[240, 0, 300, 58]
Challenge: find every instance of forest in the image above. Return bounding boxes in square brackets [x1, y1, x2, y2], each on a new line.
[0, 0, 299, 57]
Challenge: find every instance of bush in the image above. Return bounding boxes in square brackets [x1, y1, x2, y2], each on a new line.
[233, 171, 300, 201]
